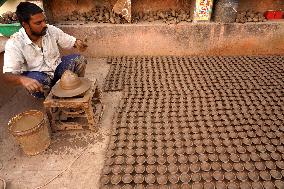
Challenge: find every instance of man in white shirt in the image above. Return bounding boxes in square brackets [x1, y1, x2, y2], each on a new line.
[2, 2, 88, 98]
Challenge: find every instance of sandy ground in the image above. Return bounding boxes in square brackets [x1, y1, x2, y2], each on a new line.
[0, 58, 122, 189]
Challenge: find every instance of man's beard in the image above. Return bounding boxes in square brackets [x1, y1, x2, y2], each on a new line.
[30, 26, 47, 37]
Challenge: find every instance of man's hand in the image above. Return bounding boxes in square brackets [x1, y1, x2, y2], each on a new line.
[20, 76, 43, 93]
[74, 39, 88, 52]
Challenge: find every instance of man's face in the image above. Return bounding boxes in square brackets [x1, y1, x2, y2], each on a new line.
[24, 13, 47, 37]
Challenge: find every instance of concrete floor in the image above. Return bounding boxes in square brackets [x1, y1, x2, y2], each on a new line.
[0, 58, 122, 189]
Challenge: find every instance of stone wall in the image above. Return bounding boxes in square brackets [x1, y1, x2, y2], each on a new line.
[58, 22, 284, 57]
[40, 0, 284, 57]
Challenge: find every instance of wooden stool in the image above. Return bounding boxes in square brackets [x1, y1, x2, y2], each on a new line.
[43, 80, 103, 132]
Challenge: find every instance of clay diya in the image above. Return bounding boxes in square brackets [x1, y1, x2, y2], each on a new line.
[271, 152, 282, 161]
[216, 146, 226, 154]
[219, 154, 229, 163]
[156, 174, 168, 185]
[189, 163, 201, 173]
[246, 146, 256, 153]
[168, 174, 179, 184]
[265, 161, 276, 170]
[176, 148, 185, 155]
[147, 156, 156, 165]
[122, 174, 133, 184]
[239, 154, 250, 162]
[226, 146, 236, 154]
[125, 156, 135, 165]
[179, 164, 189, 173]
[168, 164, 178, 174]
[136, 156, 146, 164]
[177, 155, 187, 164]
[204, 182, 215, 189]
[167, 155, 177, 164]
[275, 180, 284, 189]
[213, 171, 224, 181]
[191, 173, 201, 182]
[264, 180, 277, 189]
[208, 154, 219, 162]
[157, 156, 167, 165]
[201, 169, 213, 181]
[100, 175, 110, 185]
[111, 175, 121, 185]
[179, 173, 191, 184]
[256, 145, 266, 153]
[236, 146, 246, 154]
[188, 154, 198, 163]
[145, 174, 155, 184]
[224, 172, 236, 181]
[124, 165, 134, 174]
[211, 162, 222, 171]
[222, 162, 233, 172]
[133, 174, 144, 184]
[199, 162, 210, 172]
[112, 165, 122, 174]
[215, 181, 227, 189]
[236, 172, 248, 181]
[270, 170, 282, 180]
[135, 165, 145, 174]
[102, 166, 111, 175]
[157, 165, 167, 174]
[227, 182, 239, 189]
[234, 163, 245, 172]
[276, 161, 284, 169]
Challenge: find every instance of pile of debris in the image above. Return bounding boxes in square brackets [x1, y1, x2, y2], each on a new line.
[236, 10, 267, 23]
[63, 6, 128, 24]
[63, 6, 191, 24]
[132, 9, 192, 24]
[0, 11, 18, 24]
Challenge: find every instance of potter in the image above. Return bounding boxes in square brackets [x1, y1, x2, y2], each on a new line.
[2, 2, 88, 99]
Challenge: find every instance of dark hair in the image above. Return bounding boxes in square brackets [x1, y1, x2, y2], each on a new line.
[16, 2, 43, 25]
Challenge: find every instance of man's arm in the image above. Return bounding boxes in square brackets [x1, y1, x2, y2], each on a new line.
[2, 73, 43, 93]
[48, 25, 88, 52]
[3, 39, 43, 93]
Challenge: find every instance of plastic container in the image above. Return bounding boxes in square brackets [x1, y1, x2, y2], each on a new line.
[0, 23, 21, 37]
[264, 10, 283, 20]
[274, 11, 283, 19]
[8, 110, 51, 155]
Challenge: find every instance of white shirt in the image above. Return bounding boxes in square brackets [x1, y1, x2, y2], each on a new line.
[3, 24, 76, 76]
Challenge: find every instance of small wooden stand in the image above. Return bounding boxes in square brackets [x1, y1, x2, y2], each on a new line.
[43, 81, 103, 132]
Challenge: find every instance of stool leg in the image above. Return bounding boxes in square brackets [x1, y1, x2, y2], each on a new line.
[46, 108, 56, 132]
[84, 103, 96, 131]
[93, 85, 102, 100]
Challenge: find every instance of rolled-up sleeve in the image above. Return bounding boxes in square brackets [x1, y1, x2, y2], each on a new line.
[49, 25, 76, 49]
[3, 40, 24, 74]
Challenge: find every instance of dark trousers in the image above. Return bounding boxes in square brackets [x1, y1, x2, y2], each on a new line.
[22, 54, 87, 98]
